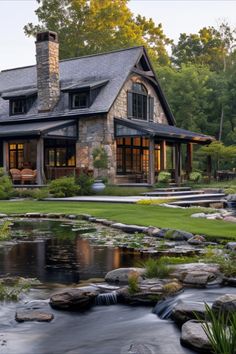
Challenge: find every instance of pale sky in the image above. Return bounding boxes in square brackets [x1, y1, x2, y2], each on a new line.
[0, 0, 236, 71]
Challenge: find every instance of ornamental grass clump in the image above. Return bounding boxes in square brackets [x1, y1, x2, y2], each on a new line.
[142, 258, 171, 279]
[128, 271, 140, 294]
[200, 304, 236, 354]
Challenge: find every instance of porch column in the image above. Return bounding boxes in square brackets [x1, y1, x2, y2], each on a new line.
[207, 155, 212, 182]
[149, 138, 155, 185]
[174, 143, 181, 185]
[160, 140, 167, 170]
[3, 141, 9, 172]
[36, 138, 45, 184]
[186, 143, 193, 178]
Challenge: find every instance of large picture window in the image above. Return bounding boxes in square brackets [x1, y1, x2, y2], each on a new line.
[116, 137, 149, 175]
[127, 83, 154, 121]
[45, 140, 76, 167]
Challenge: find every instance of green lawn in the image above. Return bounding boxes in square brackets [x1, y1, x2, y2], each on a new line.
[0, 200, 235, 240]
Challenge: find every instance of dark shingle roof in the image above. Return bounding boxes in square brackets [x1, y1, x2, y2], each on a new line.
[0, 120, 75, 137]
[0, 47, 143, 123]
[115, 118, 215, 143]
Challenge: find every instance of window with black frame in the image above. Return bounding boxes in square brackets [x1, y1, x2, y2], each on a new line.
[44, 140, 76, 167]
[127, 82, 154, 121]
[71, 91, 89, 109]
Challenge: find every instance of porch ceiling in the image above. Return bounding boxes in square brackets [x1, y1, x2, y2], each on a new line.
[0, 120, 76, 138]
[115, 118, 215, 144]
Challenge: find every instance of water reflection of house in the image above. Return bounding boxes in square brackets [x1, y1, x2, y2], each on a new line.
[0, 31, 214, 185]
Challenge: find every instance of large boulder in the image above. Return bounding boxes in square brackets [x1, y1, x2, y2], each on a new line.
[171, 263, 222, 287]
[212, 294, 236, 316]
[50, 287, 99, 311]
[180, 320, 211, 352]
[15, 311, 54, 323]
[171, 302, 206, 326]
[105, 268, 145, 284]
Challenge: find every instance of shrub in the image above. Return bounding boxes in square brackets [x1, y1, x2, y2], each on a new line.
[136, 198, 173, 205]
[0, 168, 14, 199]
[157, 171, 171, 184]
[75, 172, 94, 195]
[32, 188, 49, 200]
[49, 177, 80, 198]
[189, 171, 202, 183]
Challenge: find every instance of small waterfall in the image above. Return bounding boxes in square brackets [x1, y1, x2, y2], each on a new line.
[153, 297, 180, 319]
[153, 292, 195, 319]
[95, 291, 118, 306]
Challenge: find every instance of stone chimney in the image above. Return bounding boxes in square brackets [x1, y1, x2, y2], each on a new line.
[36, 31, 60, 112]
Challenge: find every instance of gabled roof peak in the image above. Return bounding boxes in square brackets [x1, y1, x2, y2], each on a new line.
[1, 46, 144, 74]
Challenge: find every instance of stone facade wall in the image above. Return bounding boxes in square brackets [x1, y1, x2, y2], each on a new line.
[106, 74, 169, 182]
[76, 74, 169, 183]
[76, 115, 115, 181]
[36, 39, 60, 112]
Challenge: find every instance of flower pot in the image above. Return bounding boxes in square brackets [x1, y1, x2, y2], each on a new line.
[91, 180, 106, 193]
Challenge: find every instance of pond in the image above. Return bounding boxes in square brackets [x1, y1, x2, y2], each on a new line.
[0, 219, 235, 354]
[0, 220, 144, 284]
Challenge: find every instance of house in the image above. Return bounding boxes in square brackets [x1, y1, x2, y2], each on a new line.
[0, 31, 214, 185]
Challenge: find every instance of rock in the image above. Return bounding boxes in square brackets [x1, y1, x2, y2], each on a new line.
[15, 311, 54, 322]
[187, 235, 206, 245]
[212, 294, 236, 315]
[223, 277, 236, 287]
[190, 213, 206, 218]
[226, 242, 236, 251]
[226, 194, 236, 202]
[171, 302, 206, 325]
[180, 320, 211, 352]
[206, 213, 223, 220]
[224, 216, 236, 223]
[117, 287, 162, 306]
[171, 263, 222, 287]
[153, 228, 170, 238]
[183, 271, 221, 287]
[25, 212, 42, 218]
[105, 268, 145, 284]
[80, 214, 92, 220]
[164, 229, 193, 241]
[146, 227, 161, 237]
[111, 223, 148, 233]
[0, 214, 7, 218]
[209, 202, 224, 209]
[97, 219, 114, 226]
[50, 287, 99, 311]
[46, 213, 64, 219]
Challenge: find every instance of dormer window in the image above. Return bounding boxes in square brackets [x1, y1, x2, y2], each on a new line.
[10, 99, 27, 115]
[127, 82, 154, 121]
[71, 91, 89, 109]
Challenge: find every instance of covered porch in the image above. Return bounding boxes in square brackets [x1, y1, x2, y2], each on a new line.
[0, 120, 78, 185]
[114, 118, 214, 185]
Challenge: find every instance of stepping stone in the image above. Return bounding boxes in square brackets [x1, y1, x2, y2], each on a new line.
[15, 310, 54, 322]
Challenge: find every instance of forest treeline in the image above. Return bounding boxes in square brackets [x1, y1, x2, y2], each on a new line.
[25, 0, 236, 145]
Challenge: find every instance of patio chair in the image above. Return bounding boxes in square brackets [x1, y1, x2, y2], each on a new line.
[9, 169, 22, 184]
[21, 169, 37, 184]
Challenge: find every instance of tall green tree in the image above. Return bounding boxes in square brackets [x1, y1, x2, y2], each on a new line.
[24, 0, 171, 64]
[171, 24, 236, 72]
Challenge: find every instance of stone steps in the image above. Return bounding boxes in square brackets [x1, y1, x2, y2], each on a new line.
[141, 190, 205, 197]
